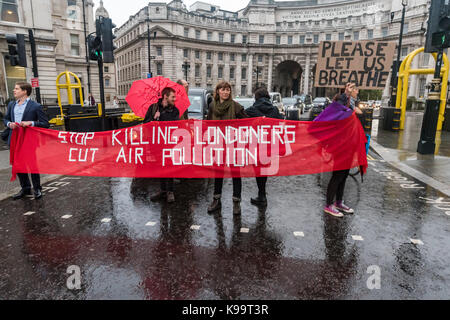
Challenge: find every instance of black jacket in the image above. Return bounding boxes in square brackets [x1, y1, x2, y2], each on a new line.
[143, 99, 180, 123]
[3, 99, 49, 146]
[245, 97, 283, 119]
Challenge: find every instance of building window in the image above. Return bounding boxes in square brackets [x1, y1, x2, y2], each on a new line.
[241, 67, 247, 79]
[242, 54, 246, 62]
[288, 22, 293, 28]
[403, 22, 408, 34]
[156, 63, 162, 75]
[67, 0, 77, 20]
[207, 31, 212, 41]
[367, 29, 373, 39]
[105, 78, 110, 87]
[300, 35, 305, 44]
[288, 36, 293, 44]
[207, 65, 212, 78]
[195, 50, 200, 59]
[230, 53, 235, 61]
[104, 66, 109, 73]
[230, 67, 235, 79]
[218, 52, 223, 61]
[207, 51, 211, 60]
[195, 64, 200, 77]
[259, 35, 264, 44]
[70, 34, 80, 56]
[184, 27, 189, 37]
[339, 32, 344, 41]
[218, 66, 223, 78]
[195, 30, 200, 39]
[219, 33, 224, 42]
[382, 27, 388, 38]
[1, 0, 19, 23]
[353, 31, 359, 40]
[419, 78, 426, 98]
[315, 21, 319, 25]
[242, 35, 247, 44]
[241, 85, 246, 96]
[401, 46, 408, 57]
[313, 34, 319, 44]
[156, 46, 162, 56]
[326, 34, 331, 41]
[231, 34, 235, 43]
[276, 36, 281, 45]
[258, 55, 263, 63]
[183, 49, 189, 58]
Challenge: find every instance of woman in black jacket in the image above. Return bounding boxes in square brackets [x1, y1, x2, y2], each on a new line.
[246, 87, 283, 206]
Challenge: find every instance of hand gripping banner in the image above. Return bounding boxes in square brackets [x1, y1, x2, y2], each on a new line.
[9, 115, 367, 180]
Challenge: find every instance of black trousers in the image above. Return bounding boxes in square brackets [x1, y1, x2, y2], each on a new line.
[326, 169, 350, 205]
[17, 173, 41, 191]
[214, 178, 241, 199]
[160, 178, 174, 192]
[256, 177, 267, 197]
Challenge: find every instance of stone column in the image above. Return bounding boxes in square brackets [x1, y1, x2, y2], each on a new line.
[247, 54, 253, 96]
[268, 54, 273, 91]
[303, 54, 310, 94]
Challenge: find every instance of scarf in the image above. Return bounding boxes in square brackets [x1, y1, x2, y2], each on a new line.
[211, 99, 235, 120]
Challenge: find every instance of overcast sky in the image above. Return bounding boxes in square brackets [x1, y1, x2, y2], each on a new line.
[93, 0, 293, 28]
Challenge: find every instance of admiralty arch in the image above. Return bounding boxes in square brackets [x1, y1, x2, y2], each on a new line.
[114, 0, 432, 100]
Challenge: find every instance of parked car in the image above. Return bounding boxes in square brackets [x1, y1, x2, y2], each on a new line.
[187, 88, 213, 120]
[235, 97, 255, 110]
[312, 97, 331, 110]
[269, 92, 284, 115]
[298, 94, 314, 112]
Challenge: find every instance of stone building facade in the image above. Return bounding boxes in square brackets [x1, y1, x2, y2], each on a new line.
[0, 0, 116, 106]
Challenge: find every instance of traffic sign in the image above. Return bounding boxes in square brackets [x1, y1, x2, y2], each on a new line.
[31, 77, 39, 88]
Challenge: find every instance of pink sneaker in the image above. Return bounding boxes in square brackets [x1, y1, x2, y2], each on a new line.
[324, 205, 344, 217]
[335, 201, 354, 214]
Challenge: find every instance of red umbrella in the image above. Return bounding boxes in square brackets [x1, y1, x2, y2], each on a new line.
[125, 76, 190, 118]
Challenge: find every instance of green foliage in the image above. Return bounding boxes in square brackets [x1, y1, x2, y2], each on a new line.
[358, 89, 382, 101]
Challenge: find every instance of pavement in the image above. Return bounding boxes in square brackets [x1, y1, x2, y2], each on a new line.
[0, 113, 449, 299]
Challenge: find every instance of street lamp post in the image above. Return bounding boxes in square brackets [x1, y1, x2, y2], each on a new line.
[146, 18, 156, 77]
[390, 0, 408, 107]
[254, 66, 262, 90]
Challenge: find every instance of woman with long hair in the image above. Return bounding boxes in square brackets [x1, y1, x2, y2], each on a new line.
[207, 81, 248, 215]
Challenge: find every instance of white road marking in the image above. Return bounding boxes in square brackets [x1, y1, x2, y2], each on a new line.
[352, 235, 364, 241]
[61, 215, 72, 219]
[190, 225, 201, 230]
[23, 211, 35, 216]
[145, 221, 157, 226]
[410, 238, 424, 245]
[101, 218, 111, 223]
[240, 228, 250, 233]
[293, 231, 304, 237]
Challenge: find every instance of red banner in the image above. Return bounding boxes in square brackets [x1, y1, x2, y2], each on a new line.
[10, 115, 367, 180]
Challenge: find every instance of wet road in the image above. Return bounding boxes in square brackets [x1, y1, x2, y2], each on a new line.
[0, 149, 449, 300]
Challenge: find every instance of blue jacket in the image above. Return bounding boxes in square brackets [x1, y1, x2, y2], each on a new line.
[3, 99, 49, 146]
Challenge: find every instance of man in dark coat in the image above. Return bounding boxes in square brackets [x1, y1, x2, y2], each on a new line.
[246, 87, 283, 206]
[144, 87, 179, 203]
[3, 82, 49, 200]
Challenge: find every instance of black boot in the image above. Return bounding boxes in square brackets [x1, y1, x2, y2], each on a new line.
[251, 193, 267, 206]
[208, 194, 221, 213]
[232, 197, 241, 215]
[12, 188, 32, 200]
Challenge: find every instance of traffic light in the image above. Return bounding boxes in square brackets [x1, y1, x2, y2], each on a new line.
[88, 34, 102, 61]
[425, 0, 450, 52]
[5, 34, 27, 67]
[98, 17, 117, 63]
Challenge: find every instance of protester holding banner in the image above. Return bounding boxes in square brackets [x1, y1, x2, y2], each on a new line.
[207, 81, 248, 215]
[4, 82, 49, 200]
[245, 87, 283, 206]
[144, 87, 180, 203]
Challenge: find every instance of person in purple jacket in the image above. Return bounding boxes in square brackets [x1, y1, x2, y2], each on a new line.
[315, 83, 361, 217]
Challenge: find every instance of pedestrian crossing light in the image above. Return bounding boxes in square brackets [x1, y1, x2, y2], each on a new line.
[99, 17, 117, 63]
[88, 34, 102, 61]
[5, 34, 27, 67]
[425, 0, 450, 52]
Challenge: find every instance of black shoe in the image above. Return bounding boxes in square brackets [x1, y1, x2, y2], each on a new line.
[207, 195, 221, 213]
[34, 189, 42, 199]
[251, 196, 267, 206]
[12, 188, 32, 200]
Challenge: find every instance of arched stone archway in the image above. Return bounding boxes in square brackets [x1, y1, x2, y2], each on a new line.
[274, 60, 302, 97]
